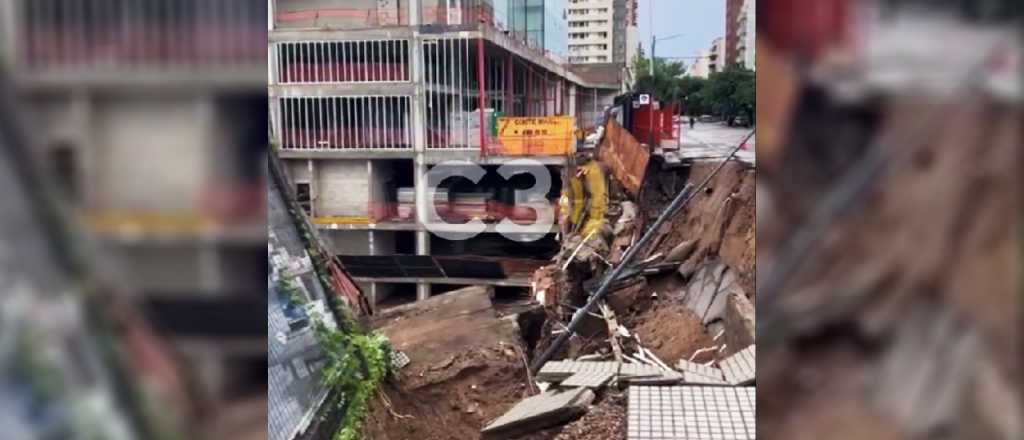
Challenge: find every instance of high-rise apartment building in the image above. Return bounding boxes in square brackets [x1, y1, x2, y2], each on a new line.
[566, 0, 636, 65]
[726, 0, 743, 68]
[708, 37, 727, 74]
[506, 0, 569, 56]
[727, 0, 755, 69]
[567, 0, 614, 63]
[736, 0, 756, 69]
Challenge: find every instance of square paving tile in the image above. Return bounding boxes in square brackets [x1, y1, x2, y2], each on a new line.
[677, 359, 728, 386]
[628, 386, 755, 440]
[719, 345, 755, 386]
[482, 388, 589, 434]
[561, 370, 615, 388]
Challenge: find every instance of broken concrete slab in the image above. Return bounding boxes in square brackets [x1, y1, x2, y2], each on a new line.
[719, 344, 756, 386]
[538, 360, 621, 382]
[683, 261, 727, 318]
[537, 360, 681, 385]
[371, 285, 523, 389]
[665, 239, 697, 263]
[723, 292, 755, 355]
[482, 388, 594, 438]
[703, 270, 741, 325]
[561, 370, 615, 389]
[627, 386, 755, 440]
[676, 359, 729, 385]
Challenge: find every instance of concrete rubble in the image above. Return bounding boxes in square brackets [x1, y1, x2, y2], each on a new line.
[481, 388, 596, 438]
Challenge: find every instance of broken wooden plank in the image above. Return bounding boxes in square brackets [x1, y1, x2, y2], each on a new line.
[598, 301, 624, 363]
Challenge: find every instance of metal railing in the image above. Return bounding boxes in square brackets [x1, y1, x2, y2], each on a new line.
[275, 40, 411, 84]
[279, 96, 413, 151]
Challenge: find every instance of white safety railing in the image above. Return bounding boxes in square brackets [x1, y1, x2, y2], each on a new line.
[275, 40, 411, 84]
[279, 96, 413, 151]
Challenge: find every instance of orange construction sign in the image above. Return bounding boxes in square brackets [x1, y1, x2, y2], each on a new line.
[494, 116, 576, 156]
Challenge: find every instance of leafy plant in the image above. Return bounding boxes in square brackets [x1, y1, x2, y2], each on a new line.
[277, 272, 392, 440]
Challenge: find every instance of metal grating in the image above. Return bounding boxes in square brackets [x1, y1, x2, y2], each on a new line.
[627, 386, 755, 440]
[719, 345, 755, 386]
[560, 370, 615, 388]
[677, 359, 728, 386]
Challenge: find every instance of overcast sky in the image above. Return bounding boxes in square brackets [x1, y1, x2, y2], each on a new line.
[636, 0, 725, 67]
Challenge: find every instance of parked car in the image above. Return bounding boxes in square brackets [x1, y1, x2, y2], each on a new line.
[731, 115, 752, 127]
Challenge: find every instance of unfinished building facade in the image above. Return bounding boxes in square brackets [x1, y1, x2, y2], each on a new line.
[1, 0, 268, 433]
[269, 0, 621, 308]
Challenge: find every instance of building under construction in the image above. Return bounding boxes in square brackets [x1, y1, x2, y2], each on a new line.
[268, 0, 624, 307]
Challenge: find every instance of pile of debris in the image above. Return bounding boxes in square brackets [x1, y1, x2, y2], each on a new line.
[483, 343, 755, 439]
[474, 123, 756, 438]
[358, 115, 757, 439]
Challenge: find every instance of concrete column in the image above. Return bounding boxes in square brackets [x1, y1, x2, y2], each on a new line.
[307, 159, 317, 217]
[413, 159, 430, 301]
[409, 33, 431, 301]
[198, 245, 222, 295]
[71, 93, 100, 210]
[408, 0, 420, 26]
[269, 97, 283, 148]
[368, 230, 380, 305]
[267, 0, 276, 31]
[568, 85, 578, 124]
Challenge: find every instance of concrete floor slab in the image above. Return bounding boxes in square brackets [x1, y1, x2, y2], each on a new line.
[482, 388, 592, 436]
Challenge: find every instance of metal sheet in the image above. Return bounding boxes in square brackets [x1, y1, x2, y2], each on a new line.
[598, 119, 650, 197]
[495, 116, 576, 156]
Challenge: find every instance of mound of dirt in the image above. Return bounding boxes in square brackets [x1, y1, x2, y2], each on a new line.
[629, 302, 717, 365]
[363, 347, 533, 440]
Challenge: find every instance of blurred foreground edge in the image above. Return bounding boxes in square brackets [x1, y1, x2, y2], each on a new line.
[0, 1, 269, 438]
[756, 1, 1021, 439]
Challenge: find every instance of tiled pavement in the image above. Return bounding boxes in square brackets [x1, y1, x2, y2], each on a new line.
[676, 359, 729, 386]
[627, 386, 755, 440]
[560, 370, 615, 388]
[719, 346, 756, 386]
